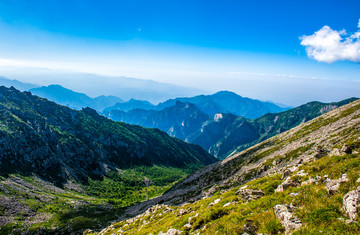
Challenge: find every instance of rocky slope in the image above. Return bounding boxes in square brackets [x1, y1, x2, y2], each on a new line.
[0, 86, 216, 186]
[95, 99, 360, 234]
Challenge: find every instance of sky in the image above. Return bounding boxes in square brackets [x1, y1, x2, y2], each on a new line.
[0, 0, 359, 106]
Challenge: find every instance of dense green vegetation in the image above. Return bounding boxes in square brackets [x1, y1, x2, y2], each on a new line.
[86, 166, 189, 207]
[0, 166, 194, 234]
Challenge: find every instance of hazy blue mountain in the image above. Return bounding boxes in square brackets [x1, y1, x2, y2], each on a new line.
[0, 76, 39, 91]
[104, 99, 155, 112]
[105, 97, 357, 159]
[106, 101, 210, 140]
[30, 84, 123, 111]
[202, 97, 359, 158]
[103, 90, 290, 119]
[154, 91, 290, 119]
[2, 70, 206, 104]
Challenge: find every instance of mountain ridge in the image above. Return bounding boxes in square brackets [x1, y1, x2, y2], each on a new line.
[105, 97, 357, 159]
[30, 84, 124, 111]
[0, 86, 216, 186]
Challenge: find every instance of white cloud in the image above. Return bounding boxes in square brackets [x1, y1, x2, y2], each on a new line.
[300, 19, 360, 63]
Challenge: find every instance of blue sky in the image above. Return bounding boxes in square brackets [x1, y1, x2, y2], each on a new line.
[0, 0, 359, 105]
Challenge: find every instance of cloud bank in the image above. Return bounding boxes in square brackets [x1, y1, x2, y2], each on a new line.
[300, 19, 360, 63]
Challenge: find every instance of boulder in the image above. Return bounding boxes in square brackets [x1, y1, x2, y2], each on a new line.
[159, 228, 183, 235]
[274, 204, 302, 234]
[343, 186, 360, 222]
[325, 174, 349, 194]
[208, 198, 221, 207]
[275, 177, 300, 192]
[242, 220, 257, 235]
[235, 189, 265, 201]
[281, 169, 291, 180]
[341, 144, 351, 154]
[257, 165, 267, 175]
[177, 209, 189, 216]
[301, 176, 321, 186]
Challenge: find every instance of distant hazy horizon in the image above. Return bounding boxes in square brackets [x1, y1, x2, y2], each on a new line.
[0, 0, 359, 106]
[0, 67, 358, 107]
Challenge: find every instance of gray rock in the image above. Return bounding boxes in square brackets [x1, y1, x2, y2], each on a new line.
[275, 177, 300, 192]
[208, 198, 221, 207]
[242, 220, 257, 235]
[325, 174, 349, 194]
[343, 186, 360, 222]
[143, 177, 153, 187]
[274, 204, 302, 234]
[235, 189, 265, 201]
[177, 209, 189, 216]
[281, 169, 291, 180]
[341, 144, 351, 154]
[273, 158, 281, 166]
[301, 176, 321, 186]
[159, 228, 183, 235]
[257, 165, 267, 175]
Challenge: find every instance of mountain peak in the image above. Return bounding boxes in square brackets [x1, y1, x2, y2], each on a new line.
[212, 90, 241, 97]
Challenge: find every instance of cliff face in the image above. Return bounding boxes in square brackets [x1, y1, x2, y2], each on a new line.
[0, 86, 216, 185]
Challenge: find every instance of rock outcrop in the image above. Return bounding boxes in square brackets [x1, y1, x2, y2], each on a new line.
[274, 204, 302, 234]
[343, 186, 360, 222]
[301, 176, 321, 186]
[325, 174, 349, 194]
[159, 228, 183, 235]
[235, 189, 264, 201]
[275, 177, 300, 192]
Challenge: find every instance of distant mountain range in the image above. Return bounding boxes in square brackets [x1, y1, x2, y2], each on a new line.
[0, 76, 39, 91]
[105, 91, 290, 118]
[0, 86, 216, 185]
[30, 85, 124, 111]
[105, 98, 358, 158]
[0, 71, 206, 103]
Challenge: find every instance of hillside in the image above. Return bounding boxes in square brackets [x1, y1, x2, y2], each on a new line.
[106, 101, 210, 140]
[105, 98, 357, 159]
[0, 86, 216, 184]
[0, 86, 217, 233]
[95, 98, 360, 235]
[30, 84, 124, 111]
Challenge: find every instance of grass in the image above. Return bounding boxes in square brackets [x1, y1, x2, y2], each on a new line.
[100, 148, 360, 234]
[0, 165, 192, 234]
